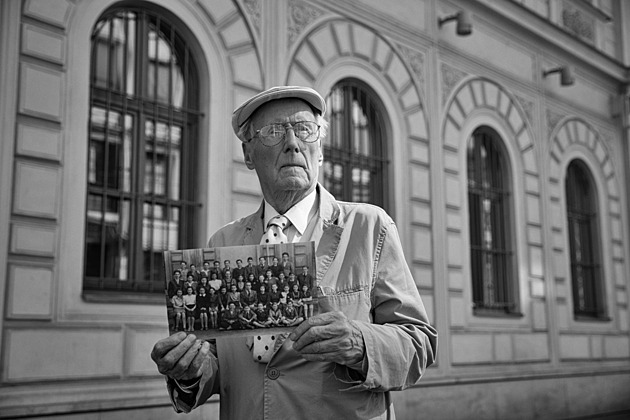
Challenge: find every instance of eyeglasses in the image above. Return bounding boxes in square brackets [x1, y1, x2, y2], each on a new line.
[249, 121, 320, 147]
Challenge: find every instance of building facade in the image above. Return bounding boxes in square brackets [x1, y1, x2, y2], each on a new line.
[1, 0, 629, 418]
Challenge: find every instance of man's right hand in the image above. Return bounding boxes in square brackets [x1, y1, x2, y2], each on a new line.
[151, 332, 212, 381]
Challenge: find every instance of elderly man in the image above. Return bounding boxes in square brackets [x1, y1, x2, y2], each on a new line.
[151, 86, 437, 419]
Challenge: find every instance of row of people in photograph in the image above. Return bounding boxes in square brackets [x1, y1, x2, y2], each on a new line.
[166, 264, 314, 299]
[170, 283, 314, 331]
[175, 254, 297, 284]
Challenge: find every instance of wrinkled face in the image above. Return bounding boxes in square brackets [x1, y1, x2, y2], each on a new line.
[242, 99, 323, 196]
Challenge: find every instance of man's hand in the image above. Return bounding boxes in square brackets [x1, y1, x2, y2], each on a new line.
[151, 332, 212, 381]
[289, 311, 365, 367]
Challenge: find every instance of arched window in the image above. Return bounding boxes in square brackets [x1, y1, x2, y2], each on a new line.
[467, 127, 518, 314]
[565, 160, 605, 319]
[84, 6, 201, 296]
[323, 79, 388, 209]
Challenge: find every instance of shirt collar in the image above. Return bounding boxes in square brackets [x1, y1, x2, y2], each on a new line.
[263, 188, 317, 236]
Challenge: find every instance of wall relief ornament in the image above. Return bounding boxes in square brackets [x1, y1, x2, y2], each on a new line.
[242, 0, 261, 35]
[288, 0, 325, 45]
[546, 109, 565, 137]
[440, 62, 467, 106]
[398, 45, 425, 89]
[514, 94, 534, 126]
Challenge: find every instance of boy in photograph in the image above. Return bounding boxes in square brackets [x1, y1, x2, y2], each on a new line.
[220, 302, 240, 331]
[281, 252, 294, 277]
[238, 305, 257, 329]
[253, 302, 273, 328]
[268, 302, 283, 327]
[282, 300, 303, 327]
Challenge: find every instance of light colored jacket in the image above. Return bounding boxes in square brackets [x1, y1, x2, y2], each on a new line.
[169, 185, 437, 419]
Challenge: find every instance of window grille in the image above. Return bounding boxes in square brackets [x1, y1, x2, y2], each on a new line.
[467, 127, 518, 314]
[565, 160, 605, 318]
[323, 79, 388, 209]
[84, 7, 201, 296]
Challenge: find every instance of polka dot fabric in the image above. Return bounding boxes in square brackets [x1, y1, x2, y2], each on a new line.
[260, 215, 290, 245]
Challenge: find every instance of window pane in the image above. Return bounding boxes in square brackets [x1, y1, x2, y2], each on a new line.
[144, 121, 181, 198]
[92, 12, 136, 94]
[89, 108, 133, 192]
[85, 195, 131, 280]
[147, 23, 185, 107]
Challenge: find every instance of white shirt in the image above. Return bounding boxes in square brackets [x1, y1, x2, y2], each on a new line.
[262, 189, 318, 243]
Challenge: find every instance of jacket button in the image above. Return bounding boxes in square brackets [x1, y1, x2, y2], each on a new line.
[266, 367, 280, 380]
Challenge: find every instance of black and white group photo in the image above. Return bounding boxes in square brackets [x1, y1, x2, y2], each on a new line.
[163, 242, 317, 338]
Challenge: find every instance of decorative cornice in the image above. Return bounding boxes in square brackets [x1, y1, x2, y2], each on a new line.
[288, 0, 325, 46]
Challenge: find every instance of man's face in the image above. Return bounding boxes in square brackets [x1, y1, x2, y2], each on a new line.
[242, 99, 322, 196]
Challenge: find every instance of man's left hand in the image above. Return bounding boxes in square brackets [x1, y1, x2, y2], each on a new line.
[289, 311, 365, 367]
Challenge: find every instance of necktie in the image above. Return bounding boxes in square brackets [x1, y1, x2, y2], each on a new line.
[260, 215, 290, 244]
[254, 215, 291, 363]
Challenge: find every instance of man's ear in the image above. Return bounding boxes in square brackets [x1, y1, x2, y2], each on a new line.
[318, 144, 324, 167]
[242, 142, 255, 169]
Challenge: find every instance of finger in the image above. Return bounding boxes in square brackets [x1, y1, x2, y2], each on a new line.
[156, 334, 197, 374]
[166, 339, 204, 379]
[180, 341, 212, 381]
[292, 324, 347, 351]
[289, 312, 342, 341]
[298, 335, 352, 356]
[151, 332, 188, 362]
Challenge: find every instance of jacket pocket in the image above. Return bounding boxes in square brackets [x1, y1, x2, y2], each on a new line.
[317, 288, 372, 322]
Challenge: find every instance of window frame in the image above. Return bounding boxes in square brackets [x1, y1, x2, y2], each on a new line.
[322, 78, 389, 210]
[565, 158, 608, 321]
[466, 126, 521, 317]
[82, 5, 202, 302]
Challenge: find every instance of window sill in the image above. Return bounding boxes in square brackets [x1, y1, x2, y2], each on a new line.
[473, 309, 524, 319]
[82, 290, 166, 305]
[574, 315, 611, 323]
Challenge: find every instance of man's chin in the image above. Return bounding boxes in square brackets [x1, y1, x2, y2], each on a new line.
[276, 176, 311, 191]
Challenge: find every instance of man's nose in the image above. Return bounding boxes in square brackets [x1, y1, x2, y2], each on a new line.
[283, 127, 302, 152]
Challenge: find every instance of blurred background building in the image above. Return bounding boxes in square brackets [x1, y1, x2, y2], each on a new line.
[1, 0, 629, 418]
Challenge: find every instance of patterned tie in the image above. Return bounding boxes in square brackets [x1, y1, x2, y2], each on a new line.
[254, 215, 290, 363]
[260, 215, 290, 244]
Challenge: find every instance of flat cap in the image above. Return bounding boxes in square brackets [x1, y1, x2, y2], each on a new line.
[232, 86, 326, 140]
